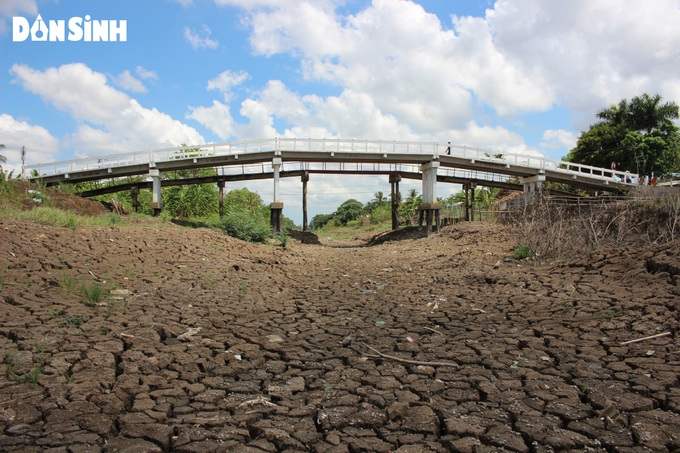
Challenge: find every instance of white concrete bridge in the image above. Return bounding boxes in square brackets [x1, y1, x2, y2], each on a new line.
[27, 138, 635, 232]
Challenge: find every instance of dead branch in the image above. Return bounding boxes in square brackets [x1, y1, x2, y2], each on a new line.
[423, 326, 443, 335]
[237, 396, 279, 409]
[362, 343, 458, 367]
[620, 332, 671, 345]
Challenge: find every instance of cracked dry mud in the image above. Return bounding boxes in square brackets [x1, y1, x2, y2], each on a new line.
[0, 217, 679, 452]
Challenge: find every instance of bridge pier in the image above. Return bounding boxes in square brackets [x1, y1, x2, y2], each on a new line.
[271, 158, 283, 233]
[522, 175, 545, 201]
[217, 180, 225, 218]
[463, 182, 476, 221]
[390, 173, 401, 231]
[130, 186, 140, 213]
[302, 172, 309, 231]
[418, 204, 441, 235]
[149, 169, 162, 216]
[419, 161, 440, 234]
[270, 202, 284, 233]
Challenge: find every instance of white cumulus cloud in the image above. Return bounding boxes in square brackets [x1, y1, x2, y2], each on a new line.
[0, 113, 59, 170]
[10, 63, 204, 156]
[207, 70, 249, 101]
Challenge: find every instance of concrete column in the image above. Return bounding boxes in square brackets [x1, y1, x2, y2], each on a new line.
[420, 161, 440, 205]
[272, 158, 282, 203]
[522, 175, 546, 201]
[419, 161, 441, 235]
[270, 158, 284, 233]
[149, 168, 162, 216]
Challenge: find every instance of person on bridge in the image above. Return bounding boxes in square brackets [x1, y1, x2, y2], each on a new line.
[446, 142, 451, 155]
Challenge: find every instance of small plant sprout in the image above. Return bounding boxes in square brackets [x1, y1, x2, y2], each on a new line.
[511, 245, 533, 260]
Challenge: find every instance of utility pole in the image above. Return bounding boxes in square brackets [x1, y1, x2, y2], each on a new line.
[21, 146, 26, 179]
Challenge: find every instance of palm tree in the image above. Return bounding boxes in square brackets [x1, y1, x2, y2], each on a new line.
[400, 189, 421, 225]
[628, 93, 679, 134]
[372, 191, 387, 206]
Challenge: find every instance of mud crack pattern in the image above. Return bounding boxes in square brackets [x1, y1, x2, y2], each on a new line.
[0, 219, 679, 452]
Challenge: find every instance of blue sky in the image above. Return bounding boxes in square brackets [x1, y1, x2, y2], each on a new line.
[1, 0, 680, 224]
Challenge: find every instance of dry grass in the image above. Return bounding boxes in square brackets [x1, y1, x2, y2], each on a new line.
[504, 192, 680, 261]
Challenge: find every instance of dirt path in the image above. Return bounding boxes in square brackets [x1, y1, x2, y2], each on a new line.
[0, 218, 679, 452]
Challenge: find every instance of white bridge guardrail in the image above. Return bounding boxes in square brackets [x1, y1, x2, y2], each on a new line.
[26, 138, 636, 185]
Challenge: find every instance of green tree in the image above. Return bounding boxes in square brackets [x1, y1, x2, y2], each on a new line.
[474, 187, 500, 208]
[364, 191, 388, 214]
[310, 213, 333, 230]
[334, 199, 364, 225]
[224, 188, 266, 218]
[567, 93, 680, 177]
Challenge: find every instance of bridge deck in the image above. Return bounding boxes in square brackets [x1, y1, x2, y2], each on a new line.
[27, 138, 634, 192]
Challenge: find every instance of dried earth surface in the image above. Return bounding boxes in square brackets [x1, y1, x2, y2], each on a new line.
[1, 204, 680, 452]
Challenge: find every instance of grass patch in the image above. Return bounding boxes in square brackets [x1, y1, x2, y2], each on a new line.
[4, 352, 43, 386]
[593, 309, 626, 320]
[50, 307, 85, 328]
[0, 206, 126, 229]
[81, 282, 105, 307]
[511, 245, 533, 260]
[18, 364, 43, 385]
[58, 274, 79, 293]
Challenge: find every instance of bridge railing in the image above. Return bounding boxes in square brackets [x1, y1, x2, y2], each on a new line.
[277, 138, 439, 155]
[447, 143, 636, 183]
[26, 137, 635, 186]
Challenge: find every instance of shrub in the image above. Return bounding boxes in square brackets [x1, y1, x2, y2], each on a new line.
[370, 204, 392, 224]
[215, 211, 271, 243]
[511, 245, 533, 260]
[275, 231, 290, 248]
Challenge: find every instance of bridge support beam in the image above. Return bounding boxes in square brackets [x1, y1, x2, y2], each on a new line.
[149, 169, 162, 216]
[270, 202, 284, 234]
[217, 180, 225, 218]
[419, 161, 440, 235]
[270, 158, 284, 233]
[522, 175, 546, 201]
[130, 186, 140, 213]
[302, 172, 310, 231]
[463, 182, 477, 221]
[389, 173, 401, 231]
